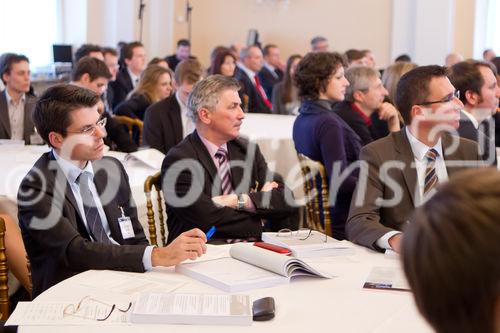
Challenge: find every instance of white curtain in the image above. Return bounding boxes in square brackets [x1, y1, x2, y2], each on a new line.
[486, 0, 500, 54]
[0, 0, 61, 69]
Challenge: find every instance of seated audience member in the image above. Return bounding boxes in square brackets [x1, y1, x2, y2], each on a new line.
[334, 66, 401, 146]
[258, 44, 284, 98]
[361, 49, 376, 68]
[444, 52, 463, 67]
[110, 41, 146, 109]
[344, 49, 366, 67]
[102, 47, 119, 111]
[115, 65, 173, 120]
[0, 213, 30, 305]
[209, 49, 236, 77]
[18, 84, 206, 297]
[148, 57, 169, 69]
[382, 61, 418, 104]
[143, 59, 203, 154]
[72, 56, 137, 152]
[74, 44, 103, 63]
[394, 54, 412, 63]
[208, 46, 230, 74]
[490, 57, 500, 147]
[310, 36, 329, 53]
[161, 75, 295, 243]
[293, 52, 362, 239]
[402, 168, 500, 333]
[235, 45, 272, 113]
[272, 54, 302, 115]
[448, 60, 499, 164]
[0, 53, 37, 143]
[346, 65, 481, 252]
[164, 39, 193, 71]
[483, 48, 497, 62]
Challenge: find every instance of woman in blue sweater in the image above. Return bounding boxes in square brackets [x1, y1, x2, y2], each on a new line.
[293, 52, 362, 239]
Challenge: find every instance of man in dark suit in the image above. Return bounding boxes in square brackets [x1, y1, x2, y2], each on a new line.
[257, 44, 284, 99]
[448, 60, 500, 164]
[143, 59, 203, 154]
[72, 56, 137, 152]
[164, 39, 193, 71]
[235, 45, 272, 113]
[0, 53, 38, 143]
[346, 65, 481, 252]
[334, 66, 401, 146]
[110, 41, 146, 109]
[18, 84, 206, 297]
[161, 75, 295, 243]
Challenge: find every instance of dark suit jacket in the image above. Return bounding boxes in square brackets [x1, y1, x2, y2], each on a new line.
[110, 68, 134, 109]
[257, 66, 283, 101]
[103, 112, 138, 153]
[18, 153, 149, 297]
[235, 69, 271, 114]
[346, 129, 481, 250]
[457, 110, 496, 164]
[161, 131, 295, 243]
[114, 94, 151, 121]
[0, 90, 37, 143]
[293, 100, 362, 239]
[142, 95, 183, 154]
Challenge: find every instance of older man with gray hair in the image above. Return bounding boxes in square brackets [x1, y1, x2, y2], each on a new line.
[334, 66, 401, 145]
[160, 74, 295, 244]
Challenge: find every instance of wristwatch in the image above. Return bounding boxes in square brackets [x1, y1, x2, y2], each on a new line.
[237, 194, 245, 210]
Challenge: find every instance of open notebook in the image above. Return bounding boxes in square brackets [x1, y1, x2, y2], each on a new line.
[176, 243, 332, 292]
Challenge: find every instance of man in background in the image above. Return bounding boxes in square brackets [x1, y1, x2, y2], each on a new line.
[310, 36, 329, 52]
[258, 44, 284, 98]
[164, 39, 193, 71]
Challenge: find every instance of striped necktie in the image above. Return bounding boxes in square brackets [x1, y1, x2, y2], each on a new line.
[214, 147, 233, 195]
[77, 172, 111, 244]
[424, 148, 439, 196]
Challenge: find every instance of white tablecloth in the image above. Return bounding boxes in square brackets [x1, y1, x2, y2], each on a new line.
[17, 243, 433, 333]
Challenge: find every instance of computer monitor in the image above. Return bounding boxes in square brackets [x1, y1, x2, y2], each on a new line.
[52, 44, 73, 63]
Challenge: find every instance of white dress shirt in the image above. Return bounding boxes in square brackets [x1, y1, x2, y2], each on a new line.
[127, 68, 140, 88]
[376, 127, 449, 250]
[176, 91, 195, 138]
[6, 90, 25, 141]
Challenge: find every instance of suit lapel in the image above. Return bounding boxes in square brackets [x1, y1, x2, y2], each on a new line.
[393, 130, 418, 206]
[191, 131, 218, 184]
[23, 96, 35, 142]
[171, 97, 183, 142]
[0, 92, 11, 137]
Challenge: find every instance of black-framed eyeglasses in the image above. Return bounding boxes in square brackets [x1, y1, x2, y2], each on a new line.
[63, 295, 132, 321]
[277, 228, 328, 243]
[67, 117, 107, 137]
[418, 90, 460, 106]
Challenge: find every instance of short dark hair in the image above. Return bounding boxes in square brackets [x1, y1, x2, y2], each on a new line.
[395, 54, 412, 63]
[491, 57, 500, 74]
[210, 49, 236, 76]
[344, 49, 364, 64]
[395, 65, 448, 124]
[294, 52, 347, 101]
[119, 41, 144, 64]
[0, 53, 29, 84]
[102, 47, 118, 57]
[74, 44, 103, 63]
[448, 60, 497, 105]
[32, 84, 100, 147]
[177, 39, 190, 48]
[310, 36, 327, 47]
[72, 56, 112, 82]
[262, 44, 278, 57]
[174, 59, 203, 85]
[402, 167, 500, 333]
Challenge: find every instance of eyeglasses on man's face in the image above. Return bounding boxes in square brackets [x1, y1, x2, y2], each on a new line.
[418, 90, 460, 106]
[67, 117, 107, 137]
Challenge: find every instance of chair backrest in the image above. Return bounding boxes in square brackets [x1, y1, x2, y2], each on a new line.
[297, 153, 332, 237]
[144, 172, 167, 246]
[113, 115, 144, 146]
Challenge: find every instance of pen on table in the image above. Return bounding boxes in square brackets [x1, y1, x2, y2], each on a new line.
[206, 226, 216, 240]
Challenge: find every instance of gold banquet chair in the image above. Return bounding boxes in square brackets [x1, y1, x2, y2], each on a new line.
[113, 115, 144, 146]
[0, 217, 33, 320]
[297, 153, 332, 237]
[144, 172, 167, 247]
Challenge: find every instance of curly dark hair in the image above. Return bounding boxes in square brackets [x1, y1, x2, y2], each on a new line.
[294, 52, 347, 101]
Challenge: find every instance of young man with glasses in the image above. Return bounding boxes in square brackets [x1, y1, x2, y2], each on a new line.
[18, 84, 207, 297]
[346, 65, 481, 253]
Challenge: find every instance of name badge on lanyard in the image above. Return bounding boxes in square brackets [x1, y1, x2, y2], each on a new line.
[118, 206, 135, 239]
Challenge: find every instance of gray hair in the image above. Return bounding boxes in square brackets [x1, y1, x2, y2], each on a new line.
[344, 66, 380, 102]
[187, 74, 241, 123]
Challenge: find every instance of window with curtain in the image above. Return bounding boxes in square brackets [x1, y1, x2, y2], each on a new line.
[486, 0, 500, 54]
[0, 0, 60, 69]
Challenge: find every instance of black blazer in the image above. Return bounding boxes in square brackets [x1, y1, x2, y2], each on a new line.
[142, 95, 183, 154]
[0, 90, 37, 143]
[103, 112, 138, 153]
[457, 110, 496, 165]
[18, 153, 149, 297]
[110, 68, 134, 109]
[235, 69, 271, 114]
[114, 94, 151, 120]
[161, 131, 295, 243]
[257, 66, 283, 100]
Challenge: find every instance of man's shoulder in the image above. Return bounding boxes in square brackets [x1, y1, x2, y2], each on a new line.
[361, 131, 400, 155]
[147, 95, 178, 115]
